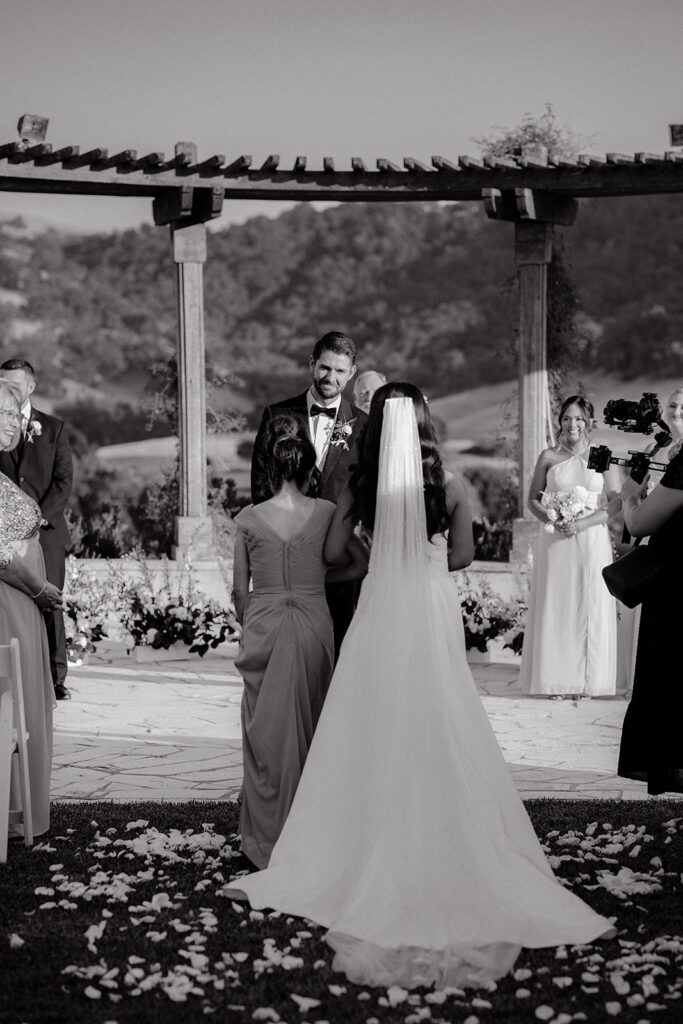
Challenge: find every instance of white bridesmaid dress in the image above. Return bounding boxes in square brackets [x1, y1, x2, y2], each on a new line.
[519, 453, 617, 697]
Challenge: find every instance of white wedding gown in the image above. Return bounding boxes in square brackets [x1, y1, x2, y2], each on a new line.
[234, 401, 613, 989]
[519, 453, 617, 696]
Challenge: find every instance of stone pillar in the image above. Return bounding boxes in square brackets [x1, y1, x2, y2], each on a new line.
[171, 220, 214, 559]
[510, 220, 552, 563]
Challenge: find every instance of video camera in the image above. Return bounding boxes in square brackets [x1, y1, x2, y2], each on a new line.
[603, 392, 670, 443]
[587, 392, 672, 483]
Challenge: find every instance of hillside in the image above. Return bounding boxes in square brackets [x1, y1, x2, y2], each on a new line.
[1, 194, 683, 439]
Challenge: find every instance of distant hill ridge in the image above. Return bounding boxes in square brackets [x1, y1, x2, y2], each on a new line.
[1, 195, 682, 421]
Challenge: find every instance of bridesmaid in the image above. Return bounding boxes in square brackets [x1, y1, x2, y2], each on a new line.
[0, 377, 62, 839]
[233, 414, 362, 868]
[519, 395, 618, 699]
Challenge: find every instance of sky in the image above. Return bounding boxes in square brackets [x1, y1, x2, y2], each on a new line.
[1, 0, 682, 233]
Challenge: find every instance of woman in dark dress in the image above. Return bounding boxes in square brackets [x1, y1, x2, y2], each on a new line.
[618, 449, 683, 794]
[232, 416, 337, 868]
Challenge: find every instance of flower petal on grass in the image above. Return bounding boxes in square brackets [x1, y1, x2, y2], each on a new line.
[291, 994, 321, 1012]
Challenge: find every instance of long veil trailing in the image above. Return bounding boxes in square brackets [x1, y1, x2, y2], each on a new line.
[235, 396, 613, 989]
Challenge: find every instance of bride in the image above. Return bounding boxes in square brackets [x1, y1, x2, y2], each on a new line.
[228, 382, 614, 989]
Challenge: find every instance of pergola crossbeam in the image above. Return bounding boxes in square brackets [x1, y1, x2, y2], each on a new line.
[3, 136, 683, 197]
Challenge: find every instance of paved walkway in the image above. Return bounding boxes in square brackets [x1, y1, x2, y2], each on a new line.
[52, 642, 677, 804]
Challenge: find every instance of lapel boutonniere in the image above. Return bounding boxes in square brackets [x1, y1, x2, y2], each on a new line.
[26, 418, 42, 444]
[325, 414, 356, 451]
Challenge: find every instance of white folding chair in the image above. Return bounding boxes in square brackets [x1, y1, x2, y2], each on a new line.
[0, 638, 33, 863]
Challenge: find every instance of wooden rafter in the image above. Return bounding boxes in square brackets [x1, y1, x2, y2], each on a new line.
[3, 133, 683, 202]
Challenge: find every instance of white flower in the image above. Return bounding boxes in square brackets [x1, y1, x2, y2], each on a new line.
[26, 419, 43, 443]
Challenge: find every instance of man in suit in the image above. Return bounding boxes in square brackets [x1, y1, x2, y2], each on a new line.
[0, 359, 73, 700]
[251, 331, 366, 656]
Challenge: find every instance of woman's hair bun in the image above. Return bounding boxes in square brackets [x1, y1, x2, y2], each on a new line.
[273, 434, 302, 458]
[265, 413, 317, 491]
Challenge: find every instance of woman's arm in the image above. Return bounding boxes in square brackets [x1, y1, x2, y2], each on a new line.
[323, 484, 355, 565]
[526, 450, 554, 524]
[446, 473, 474, 571]
[231, 529, 250, 626]
[0, 552, 62, 608]
[621, 475, 683, 538]
[325, 533, 370, 583]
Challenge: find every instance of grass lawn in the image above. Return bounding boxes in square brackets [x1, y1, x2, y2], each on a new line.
[1, 799, 682, 1024]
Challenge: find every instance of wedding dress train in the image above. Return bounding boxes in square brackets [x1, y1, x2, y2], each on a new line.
[233, 399, 614, 988]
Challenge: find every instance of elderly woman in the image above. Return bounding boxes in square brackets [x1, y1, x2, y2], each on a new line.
[0, 377, 61, 838]
[618, 439, 683, 795]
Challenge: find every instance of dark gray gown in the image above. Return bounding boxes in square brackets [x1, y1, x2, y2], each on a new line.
[234, 499, 335, 868]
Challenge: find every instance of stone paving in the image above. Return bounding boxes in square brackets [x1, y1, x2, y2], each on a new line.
[51, 642, 679, 805]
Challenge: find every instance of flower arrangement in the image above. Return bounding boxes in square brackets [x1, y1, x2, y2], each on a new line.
[62, 555, 239, 662]
[63, 558, 111, 665]
[541, 485, 596, 533]
[457, 571, 528, 654]
[116, 559, 239, 657]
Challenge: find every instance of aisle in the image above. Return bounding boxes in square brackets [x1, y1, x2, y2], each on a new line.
[50, 643, 669, 802]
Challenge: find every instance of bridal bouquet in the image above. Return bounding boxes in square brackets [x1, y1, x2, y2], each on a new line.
[541, 485, 596, 534]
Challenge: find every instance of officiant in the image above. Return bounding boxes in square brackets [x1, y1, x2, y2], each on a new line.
[250, 331, 366, 656]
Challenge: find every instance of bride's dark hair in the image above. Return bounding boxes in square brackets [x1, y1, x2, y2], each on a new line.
[264, 414, 317, 493]
[350, 381, 449, 539]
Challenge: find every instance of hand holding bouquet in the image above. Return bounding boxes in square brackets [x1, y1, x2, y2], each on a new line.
[541, 485, 597, 535]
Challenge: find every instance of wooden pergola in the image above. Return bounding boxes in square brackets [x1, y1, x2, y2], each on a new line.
[3, 117, 683, 559]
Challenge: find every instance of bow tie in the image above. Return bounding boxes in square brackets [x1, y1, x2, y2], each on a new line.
[310, 404, 336, 418]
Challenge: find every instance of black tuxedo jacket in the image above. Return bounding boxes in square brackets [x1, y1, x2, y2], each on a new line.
[250, 391, 366, 505]
[0, 407, 73, 549]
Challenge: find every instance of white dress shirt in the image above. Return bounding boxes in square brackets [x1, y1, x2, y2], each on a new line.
[307, 389, 341, 468]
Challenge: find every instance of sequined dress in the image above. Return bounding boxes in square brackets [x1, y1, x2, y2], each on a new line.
[0, 471, 53, 836]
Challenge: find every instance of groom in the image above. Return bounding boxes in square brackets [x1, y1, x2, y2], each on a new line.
[251, 331, 366, 655]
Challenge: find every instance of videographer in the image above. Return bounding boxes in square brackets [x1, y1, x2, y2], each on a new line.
[610, 387, 683, 698]
[617, 434, 683, 795]
[647, 387, 683, 465]
[519, 395, 619, 701]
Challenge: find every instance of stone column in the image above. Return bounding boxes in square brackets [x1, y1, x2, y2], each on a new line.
[171, 220, 214, 559]
[510, 220, 552, 563]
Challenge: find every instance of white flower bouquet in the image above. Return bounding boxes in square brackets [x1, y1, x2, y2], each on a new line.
[541, 485, 597, 534]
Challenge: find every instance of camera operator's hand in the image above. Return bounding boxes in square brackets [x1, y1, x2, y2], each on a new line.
[621, 473, 648, 502]
[605, 490, 623, 519]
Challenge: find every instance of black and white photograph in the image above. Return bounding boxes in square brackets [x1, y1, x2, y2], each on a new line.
[1, 1, 683, 1021]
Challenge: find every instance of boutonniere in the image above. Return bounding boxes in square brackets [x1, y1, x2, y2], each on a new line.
[26, 419, 42, 444]
[326, 414, 356, 451]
